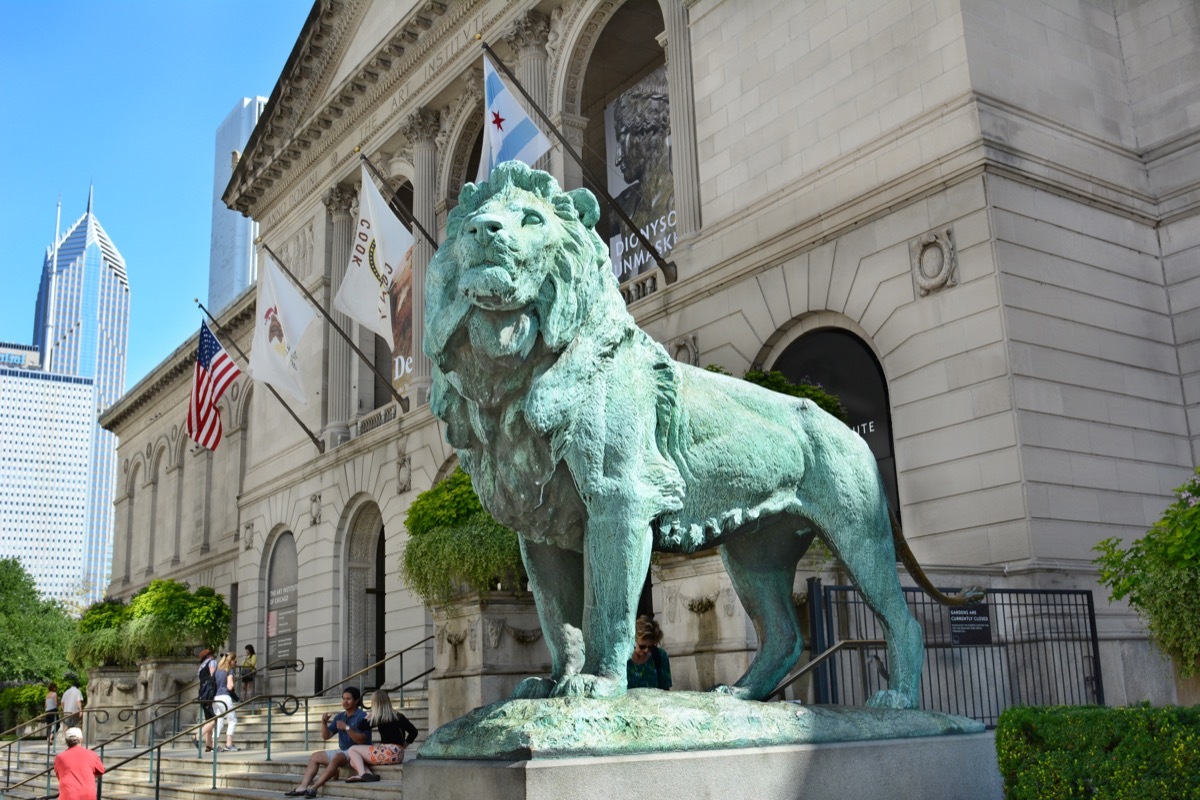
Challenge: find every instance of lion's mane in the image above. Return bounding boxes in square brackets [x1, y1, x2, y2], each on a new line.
[425, 162, 684, 539]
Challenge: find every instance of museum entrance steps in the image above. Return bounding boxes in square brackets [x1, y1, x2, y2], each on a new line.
[0, 690, 430, 800]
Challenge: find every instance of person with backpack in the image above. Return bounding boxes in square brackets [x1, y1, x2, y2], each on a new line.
[196, 648, 218, 747]
[626, 615, 672, 690]
[202, 653, 239, 752]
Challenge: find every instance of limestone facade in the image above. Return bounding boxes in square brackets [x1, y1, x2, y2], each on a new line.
[101, 0, 1200, 706]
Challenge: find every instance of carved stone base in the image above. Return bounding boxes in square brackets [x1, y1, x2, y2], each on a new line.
[407, 719, 1000, 800]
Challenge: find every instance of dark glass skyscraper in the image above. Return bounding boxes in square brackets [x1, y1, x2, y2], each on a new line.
[32, 190, 129, 603]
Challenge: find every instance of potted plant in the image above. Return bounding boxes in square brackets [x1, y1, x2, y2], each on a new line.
[1094, 467, 1200, 694]
[402, 467, 545, 730]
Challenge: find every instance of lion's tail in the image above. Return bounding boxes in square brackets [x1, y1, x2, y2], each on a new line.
[890, 510, 985, 607]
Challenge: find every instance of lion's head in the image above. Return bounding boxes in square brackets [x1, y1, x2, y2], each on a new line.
[425, 162, 615, 370]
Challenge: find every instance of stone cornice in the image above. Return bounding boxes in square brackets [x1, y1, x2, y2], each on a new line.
[101, 290, 257, 433]
[225, 0, 524, 227]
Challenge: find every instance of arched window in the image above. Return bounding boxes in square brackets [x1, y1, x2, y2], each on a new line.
[772, 329, 900, 513]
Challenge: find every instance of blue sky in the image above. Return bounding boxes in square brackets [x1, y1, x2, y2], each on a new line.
[0, 1, 312, 390]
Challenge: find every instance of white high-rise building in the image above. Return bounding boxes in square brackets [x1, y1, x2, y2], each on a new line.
[0, 347, 95, 602]
[207, 97, 267, 314]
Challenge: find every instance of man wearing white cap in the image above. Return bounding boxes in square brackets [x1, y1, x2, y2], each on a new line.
[53, 727, 105, 800]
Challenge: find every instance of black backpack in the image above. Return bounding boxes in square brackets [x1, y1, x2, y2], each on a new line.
[198, 666, 217, 703]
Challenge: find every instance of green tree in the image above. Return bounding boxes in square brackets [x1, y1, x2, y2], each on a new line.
[1095, 467, 1200, 677]
[0, 558, 78, 681]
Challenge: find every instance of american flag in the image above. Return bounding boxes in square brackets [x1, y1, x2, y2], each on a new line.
[186, 321, 241, 450]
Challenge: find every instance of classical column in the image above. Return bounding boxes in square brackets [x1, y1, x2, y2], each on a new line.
[510, 12, 551, 170]
[658, 0, 702, 239]
[402, 108, 440, 407]
[323, 185, 356, 445]
[551, 112, 587, 190]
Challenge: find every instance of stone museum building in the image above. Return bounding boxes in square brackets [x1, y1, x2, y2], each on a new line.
[102, 0, 1200, 715]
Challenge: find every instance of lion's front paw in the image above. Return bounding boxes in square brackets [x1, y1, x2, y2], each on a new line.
[549, 673, 625, 699]
[510, 677, 556, 700]
[866, 689, 915, 709]
[708, 684, 755, 700]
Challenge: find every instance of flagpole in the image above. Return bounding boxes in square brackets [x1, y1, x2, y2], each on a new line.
[358, 152, 439, 250]
[195, 301, 326, 454]
[257, 241, 411, 414]
[479, 42, 678, 284]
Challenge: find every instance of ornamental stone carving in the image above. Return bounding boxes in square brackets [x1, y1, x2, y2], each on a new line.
[670, 335, 700, 366]
[323, 185, 355, 216]
[402, 108, 441, 146]
[310, 494, 322, 526]
[509, 11, 550, 55]
[910, 228, 957, 297]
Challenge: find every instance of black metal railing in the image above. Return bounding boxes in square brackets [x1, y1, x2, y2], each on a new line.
[805, 580, 1103, 727]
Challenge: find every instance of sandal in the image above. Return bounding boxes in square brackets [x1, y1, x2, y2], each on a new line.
[305, 790, 318, 799]
[283, 790, 306, 797]
[344, 776, 363, 783]
[361, 773, 381, 782]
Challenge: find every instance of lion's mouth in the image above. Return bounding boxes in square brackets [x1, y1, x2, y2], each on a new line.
[459, 265, 524, 310]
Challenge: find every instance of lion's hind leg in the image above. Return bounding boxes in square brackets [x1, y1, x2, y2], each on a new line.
[714, 526, 811, 700]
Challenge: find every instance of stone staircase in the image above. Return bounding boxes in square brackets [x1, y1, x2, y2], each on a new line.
[0, 690, 429, 800]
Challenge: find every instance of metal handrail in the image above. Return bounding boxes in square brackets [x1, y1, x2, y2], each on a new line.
[0, 693, 300, 798]
[767, 639, 886, 701]
[312, 636, 433, 699]
[0, 711, 52, 743]
[298, 636, 433, 749]
[112, 657, 303, 745]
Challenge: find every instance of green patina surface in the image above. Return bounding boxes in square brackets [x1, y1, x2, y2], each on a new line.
[419, 692, 984, 760]
[424, 162, 968, 733]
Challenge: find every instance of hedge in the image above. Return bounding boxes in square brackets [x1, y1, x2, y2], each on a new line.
[995, 705, 1200, 799]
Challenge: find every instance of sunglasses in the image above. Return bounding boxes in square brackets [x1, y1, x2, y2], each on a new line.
[635, 643, 653, 652]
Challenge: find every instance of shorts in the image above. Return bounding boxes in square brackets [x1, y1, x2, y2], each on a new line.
[365, 744, 403, 765]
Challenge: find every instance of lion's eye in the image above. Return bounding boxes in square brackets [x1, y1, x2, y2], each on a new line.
[522, 210, 544, 226]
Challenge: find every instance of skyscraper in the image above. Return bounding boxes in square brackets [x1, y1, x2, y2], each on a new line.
[208, 97, 267, 314]
[31, 190, 130, 604]
[0, 345, 95, 602]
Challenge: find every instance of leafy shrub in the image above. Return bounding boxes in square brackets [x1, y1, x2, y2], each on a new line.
[401, 468, 523, 606]
[996, 705, 1200, 799]
[70, 582, 231, 667]
[1094, 466, 1200, 676]
[0, 683, 50, 735]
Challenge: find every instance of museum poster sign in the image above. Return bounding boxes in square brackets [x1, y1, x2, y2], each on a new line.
[949, 604, 992, 646]
[267, 533, 299, 663]
[605, 64, 676, 283]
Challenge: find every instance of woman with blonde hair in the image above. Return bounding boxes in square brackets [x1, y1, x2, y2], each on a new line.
[343, 689, 417, 782]
[202, 653, 240, 751]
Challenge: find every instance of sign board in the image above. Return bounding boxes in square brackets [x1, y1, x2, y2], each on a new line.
[949, 604, 992, 646]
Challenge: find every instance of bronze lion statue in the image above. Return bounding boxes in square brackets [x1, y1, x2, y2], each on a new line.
[426, 162, 975, 708]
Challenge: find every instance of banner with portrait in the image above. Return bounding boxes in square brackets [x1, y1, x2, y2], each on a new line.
[605, 64, 676, 283]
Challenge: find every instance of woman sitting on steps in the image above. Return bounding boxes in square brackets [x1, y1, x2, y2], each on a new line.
[343, 689, 417, 783]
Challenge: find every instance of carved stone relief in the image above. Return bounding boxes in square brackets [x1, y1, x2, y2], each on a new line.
[910, 228, 957, 297]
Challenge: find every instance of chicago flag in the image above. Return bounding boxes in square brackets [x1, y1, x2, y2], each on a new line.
[475, 55, 552, 183]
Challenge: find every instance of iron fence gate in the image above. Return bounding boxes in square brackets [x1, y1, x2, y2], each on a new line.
[806, 580, 1104, 728]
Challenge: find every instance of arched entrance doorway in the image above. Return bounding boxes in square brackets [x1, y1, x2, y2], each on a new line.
[345, 503, 385, 688]
[771, 329, 900, 514]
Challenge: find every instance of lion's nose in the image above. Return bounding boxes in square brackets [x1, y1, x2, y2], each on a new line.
[465, 214, 504, 243]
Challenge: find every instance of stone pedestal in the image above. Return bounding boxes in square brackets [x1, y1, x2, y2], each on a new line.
[428, 592, 550, 732]
[405, 732, 1002, 800]
[85, 666, 139, 744]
